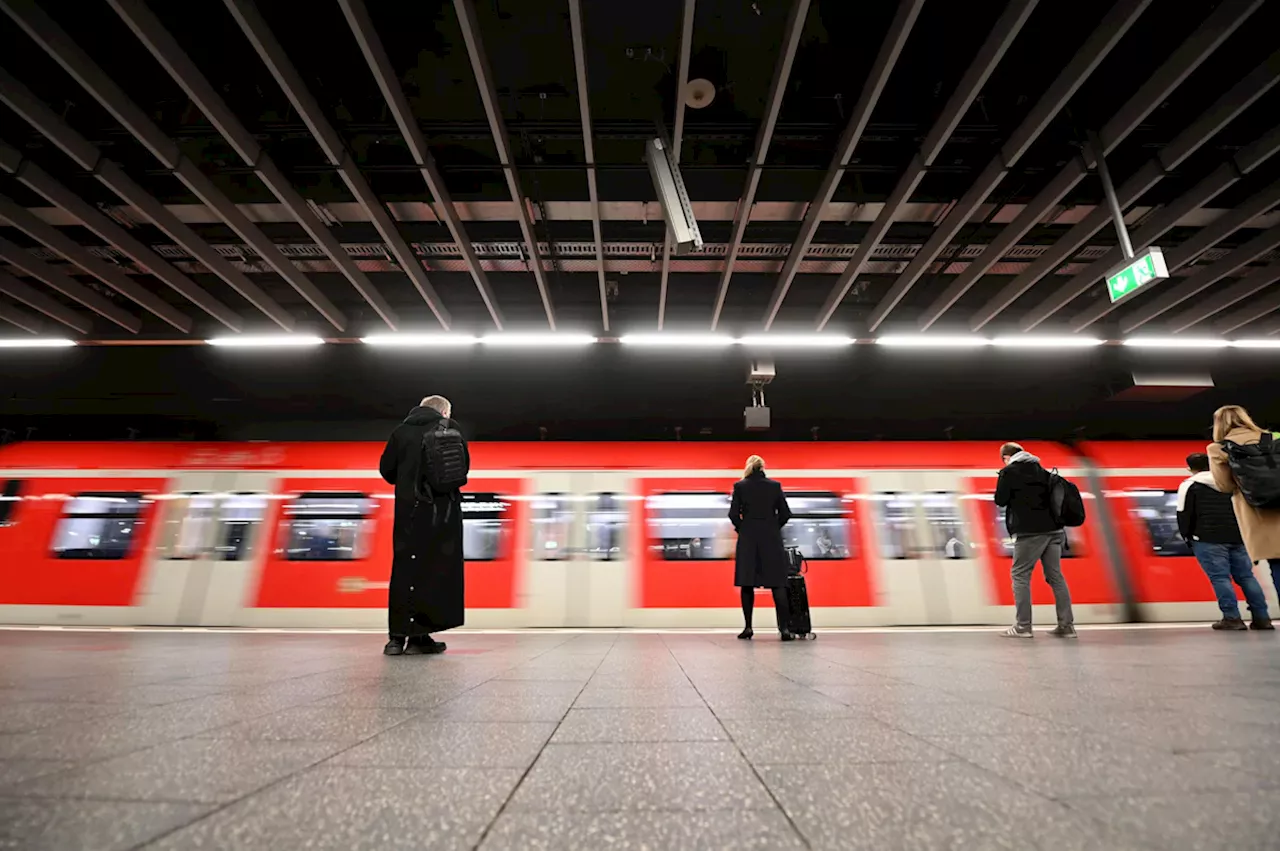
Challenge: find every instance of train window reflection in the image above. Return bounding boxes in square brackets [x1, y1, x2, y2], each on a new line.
[587, 492, 626, 561]
[159, 494, 216, 559]
[991, 513, 1085, 558]
[0, 479, 24, 525]
[921, 492, 972, 559]
[284, 493, 373, 561]
[217, 495, 267, 561]
[875, 493, 923, 560]
[461, 493, 511, 562]
[52, 492, 147, 560]
[1127, 489, 1191, 557]
[650, 492, 734, 560]
[530, 494, 573, 561]
[781, 492, 852, 560]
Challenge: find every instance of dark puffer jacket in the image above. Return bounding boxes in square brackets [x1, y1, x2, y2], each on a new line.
[994, 451, 1060, 536]
[1177, 472, 1243, 545]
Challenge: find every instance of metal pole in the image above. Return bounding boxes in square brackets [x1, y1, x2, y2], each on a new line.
[1089, 130, 1134, 259]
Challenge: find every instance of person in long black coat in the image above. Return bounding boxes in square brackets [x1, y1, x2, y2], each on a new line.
[729, 455, 795, 641]
[378, 396, 466, 655]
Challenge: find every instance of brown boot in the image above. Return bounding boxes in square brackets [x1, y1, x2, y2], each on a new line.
[1212, 617, 1248, 631]
[1250, 615, 1275, 631]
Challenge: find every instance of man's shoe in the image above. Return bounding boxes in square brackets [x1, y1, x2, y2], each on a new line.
[1250, 616, 1275, 631]
[779, 631, 796, 642]
[407, 636, 447, 654]
[1048, 625, 1078, 639]
[1212, 617, 1248, 631]
[1002, 625, 1033, 639]
[383, 637, 407, 656]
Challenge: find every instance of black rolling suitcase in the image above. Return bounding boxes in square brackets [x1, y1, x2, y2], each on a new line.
[785, 547, 816, 640]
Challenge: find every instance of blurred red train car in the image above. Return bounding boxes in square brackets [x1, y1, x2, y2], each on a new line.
[0, 440, 1263, 629]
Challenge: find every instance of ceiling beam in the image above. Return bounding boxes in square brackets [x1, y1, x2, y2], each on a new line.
[0, 270, 90, 333]
[818, 0, 1036, 332]
[0, 139, 243, 331]
[567, 0, 611, 331]
[864, 0, 1151, 332]
[0, 193, 191, 332]
[952, 11, 1271, 331]
[0, 297, 43, 334]
[764, 0, 925, 330]
[1120, 222, 1280, 333]
[1171, 263, 1280, 332]
[0, 1, 331, 331]
[108, 0, 398, 332]
[658, 0, 696, 331]
[1066, 172, 1280, 330]
[0, 236, 140, 332]
[223, 0, 449, 329]
[1024, 123, 1280, 331]
[710, 0, 811, 330]
[334, 0, 499, 328]
[452, 0, 555, 328]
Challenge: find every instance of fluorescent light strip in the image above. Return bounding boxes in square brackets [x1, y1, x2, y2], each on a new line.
[1122, 338, 1230, 349]
[361, 334, 479, 347]
[206, 335, 325, 347]
[875, 335, 991, 348]
[991, 336, 1103, 349]
[480, 333, 597, 347]
[738, 335, 854, 348]
[619, 334, 735, 347]
[0, 338, 76, 348]
[1229, 339, 1280, 349]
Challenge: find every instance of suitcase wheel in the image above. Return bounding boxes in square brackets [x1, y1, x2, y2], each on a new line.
[804, 632, 817, 641]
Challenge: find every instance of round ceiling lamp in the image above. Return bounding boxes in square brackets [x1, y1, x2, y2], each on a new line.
[684, 78, 716, 109]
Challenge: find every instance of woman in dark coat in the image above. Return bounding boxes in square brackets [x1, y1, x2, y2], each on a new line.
[729, 455, 794, 641]
[378, 396, 467, 655]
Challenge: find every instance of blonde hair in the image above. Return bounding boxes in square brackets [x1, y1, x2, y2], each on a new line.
[743, 454, 765, 478]
[1213, 405, 1261, 441]
[421, 395, 452, 418]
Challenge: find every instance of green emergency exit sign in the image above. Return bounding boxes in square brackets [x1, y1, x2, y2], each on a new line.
[1106, 247, 1168, 302]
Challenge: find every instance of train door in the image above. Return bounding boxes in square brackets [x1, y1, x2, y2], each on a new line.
[861, 470, 988, 624]
[565, 472, 630, 627]
[522, 472, 631, 627]
[137, 471, 273, 625]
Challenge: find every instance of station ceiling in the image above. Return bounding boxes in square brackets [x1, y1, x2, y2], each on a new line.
[0, 0, 1279, 343]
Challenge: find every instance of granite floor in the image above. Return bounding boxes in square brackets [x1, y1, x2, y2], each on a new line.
[0, 626, 1278, 850]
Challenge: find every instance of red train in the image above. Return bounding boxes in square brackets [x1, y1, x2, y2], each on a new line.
[0, 439, 1259, 629]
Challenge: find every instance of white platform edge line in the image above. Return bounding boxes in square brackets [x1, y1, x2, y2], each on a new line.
[0, 623, 1214, 634]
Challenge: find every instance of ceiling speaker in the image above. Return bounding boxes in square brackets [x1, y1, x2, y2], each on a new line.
[684, 79, 716, 109]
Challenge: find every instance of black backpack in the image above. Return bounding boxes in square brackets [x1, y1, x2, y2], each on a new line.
[1220, 432, 1280, 510]
[1047, 468, 1086, 528]
[414, 418, 469, 503]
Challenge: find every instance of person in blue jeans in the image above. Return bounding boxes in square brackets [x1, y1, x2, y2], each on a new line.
[1177, 452, 1272, 631]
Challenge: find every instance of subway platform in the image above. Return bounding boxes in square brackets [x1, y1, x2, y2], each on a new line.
[0, 627, 1278, 850]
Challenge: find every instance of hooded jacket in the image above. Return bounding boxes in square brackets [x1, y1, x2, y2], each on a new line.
[994, 450, 1060, 536]
[1176, 471, 1241, 545]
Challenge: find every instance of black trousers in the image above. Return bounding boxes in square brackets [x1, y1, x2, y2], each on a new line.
[741, 586, 791, 632]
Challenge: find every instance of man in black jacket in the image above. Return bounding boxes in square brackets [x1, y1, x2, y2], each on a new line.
[378, 395, 467, 656]
[1177, 452, 1272, 631]
[994, 443, 1075, 638]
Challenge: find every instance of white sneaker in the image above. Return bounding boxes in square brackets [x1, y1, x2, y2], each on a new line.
[1002, 625, 1033, 639]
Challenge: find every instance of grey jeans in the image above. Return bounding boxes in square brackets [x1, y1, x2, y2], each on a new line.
[1011, 530, 1073, 630]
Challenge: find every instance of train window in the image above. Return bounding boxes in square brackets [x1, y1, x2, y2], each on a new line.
[52, 493, 147, 560]
[284, 493, 374, 561]
[158, 494, 216, 559]
[530, 494, 573, 561]
[461, 493, 511, 561]
[587, 492, 626, 561]
[216, 495, 268, 561]
[1126, 490, 1191, 558]
[781, 492, 853, 560]
[990, 512, 1085, 558]
[920, 492, 972, 559]
[649, 492, 734, 560]
[0, 479, 24, 525]
[875, 493, 923, 560]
